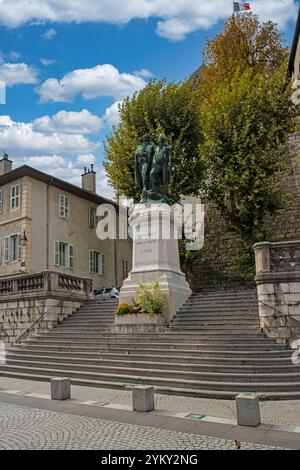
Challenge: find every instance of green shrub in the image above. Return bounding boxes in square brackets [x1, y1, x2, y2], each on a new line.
[136, 281, 167, 315]
[116, 303, 134, 316]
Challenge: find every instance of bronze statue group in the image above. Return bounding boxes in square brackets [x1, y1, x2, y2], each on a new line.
[135, 133, 172, 204]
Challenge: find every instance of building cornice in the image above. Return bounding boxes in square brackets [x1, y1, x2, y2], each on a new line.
[0, 165, 119, 209]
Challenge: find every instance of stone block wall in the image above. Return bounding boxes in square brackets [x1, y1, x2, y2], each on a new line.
[0, 297, 83, 348]
[189, 135, 300, 292]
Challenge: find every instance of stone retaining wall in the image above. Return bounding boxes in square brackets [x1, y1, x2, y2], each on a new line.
[0, 271, 92, 348]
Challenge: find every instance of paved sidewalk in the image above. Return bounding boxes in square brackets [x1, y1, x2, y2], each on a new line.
[0, 377, 300, 426]
[0, 401, 282, 450]
[0, 378, 299, 450]
[0, 394, 295, 450]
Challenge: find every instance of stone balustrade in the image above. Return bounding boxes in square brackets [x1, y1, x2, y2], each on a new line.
[0, 271, 92, 299]
[254, 241, 300, 345]
[0, 271, 93, 348]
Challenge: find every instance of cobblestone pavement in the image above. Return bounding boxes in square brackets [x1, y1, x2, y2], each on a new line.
[0, 377, 300, 426]
[0, 402, 285, 450]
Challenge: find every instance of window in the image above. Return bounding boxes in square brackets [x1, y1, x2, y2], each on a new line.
[11, 184, 20, 210]
[122, 260, 129, 279]
[3, 234, 21, 262]
[89, 206, 97, 229]
[0, 188, 3, 213]
[54, 241, 74, 268]
[89, 250, 104, 275]
[59, 194, 70, 219]
[0, 238, 2, 264]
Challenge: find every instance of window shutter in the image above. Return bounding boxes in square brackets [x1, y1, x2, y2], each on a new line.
[65, 196, 69, 218]
[89, 250, 94, 273]
[0, 189, 3, 213]
[54, 241, 59, 266]
[4, 237, 9, 262]
[59, 195, 64, 217]
[17, 234, 22, 260]
[69, 245, 74, 268]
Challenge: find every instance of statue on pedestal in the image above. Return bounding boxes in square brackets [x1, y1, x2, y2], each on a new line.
[135, 133, 172, 203]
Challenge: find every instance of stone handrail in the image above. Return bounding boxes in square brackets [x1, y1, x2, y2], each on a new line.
[0, 271, 93, 298]
[253, 241, 300, 275]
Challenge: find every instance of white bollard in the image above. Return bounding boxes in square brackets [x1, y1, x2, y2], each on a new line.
[51, 377, 71, 400]
[132, 385, 155, 412]
[235, 393, 261, 427]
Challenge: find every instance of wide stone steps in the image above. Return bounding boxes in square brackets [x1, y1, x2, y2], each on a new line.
[1, 291, 299, 399]
[12, 343, 292, 358]
[22, 336, 283, 351]
[6, 353, 300, 375]
[3, 357, 300, 383]
[35, 333, 272, 344]
[2, 363, 300, 396]
[8, 348, 294, 365]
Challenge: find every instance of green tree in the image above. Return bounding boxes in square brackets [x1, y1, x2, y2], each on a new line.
[198, 14, 296, 247]
[104, 80, 203, 203]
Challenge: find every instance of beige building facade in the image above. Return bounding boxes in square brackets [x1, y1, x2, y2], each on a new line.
[0, 155, 132, 290]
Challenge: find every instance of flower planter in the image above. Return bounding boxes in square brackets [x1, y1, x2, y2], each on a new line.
[111, 313, 165, 334]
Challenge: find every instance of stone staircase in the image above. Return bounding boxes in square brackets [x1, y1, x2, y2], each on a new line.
[1, 291, 300, 399]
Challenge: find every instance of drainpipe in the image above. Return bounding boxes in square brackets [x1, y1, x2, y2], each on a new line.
[46, 177, 54, 270]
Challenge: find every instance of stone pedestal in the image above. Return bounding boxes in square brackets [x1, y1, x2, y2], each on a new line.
[119, 203, 191, 323]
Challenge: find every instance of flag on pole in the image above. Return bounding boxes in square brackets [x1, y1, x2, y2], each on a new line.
[233, 2, 251, 12]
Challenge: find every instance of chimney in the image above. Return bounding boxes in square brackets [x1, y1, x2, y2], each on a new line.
[0, 152, 13, 175]
[81, 164, 96, 193]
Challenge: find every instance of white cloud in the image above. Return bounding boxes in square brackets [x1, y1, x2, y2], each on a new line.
[76, 154, 96, 166]
[134, 69, 154, 79]
[18, 154, 84, 186]
[37, 64, 146, 103]
[97, 167, 115, 200]
[33, 109, 103, 134]
[25, 154, 66, 168]
[40, 58, 56, 66]
[0, 115, 96, 155]
[0, 62, 38, 86]
[42, 28, 57, 39]
[103, 101, 122, 128]
[0, 1, 296, 40]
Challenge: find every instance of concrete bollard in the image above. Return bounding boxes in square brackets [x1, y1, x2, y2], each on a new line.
[132, 385, 154, 412]
[235, 393, 261, 427]
[51, 377, 71, 400]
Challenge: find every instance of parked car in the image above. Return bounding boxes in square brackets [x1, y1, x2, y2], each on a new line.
[94, 287, 119, 299]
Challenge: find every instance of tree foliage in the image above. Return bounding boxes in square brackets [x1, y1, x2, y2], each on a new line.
[104, 80, 203, 203]
[197, 13, 296, 243]
[104, 12, 296, 252]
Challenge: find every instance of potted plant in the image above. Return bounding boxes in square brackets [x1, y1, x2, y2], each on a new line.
[114, 281, 167, 326]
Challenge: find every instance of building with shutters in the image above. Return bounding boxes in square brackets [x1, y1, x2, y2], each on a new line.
[0, 154, 132, 290]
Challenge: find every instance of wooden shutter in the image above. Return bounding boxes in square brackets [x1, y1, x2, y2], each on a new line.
[54, 241, 60, 266]
[69, 245, 74, 268]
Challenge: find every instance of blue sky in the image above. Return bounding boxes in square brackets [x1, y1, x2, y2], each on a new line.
[0, 0, 298, 198]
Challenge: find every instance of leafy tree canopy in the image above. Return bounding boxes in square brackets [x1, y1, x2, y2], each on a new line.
[104, 80, 203, 203]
